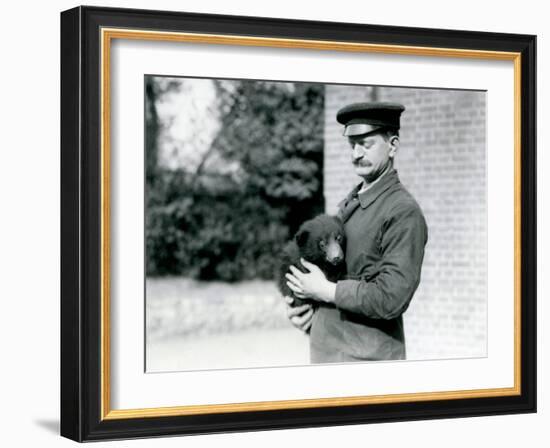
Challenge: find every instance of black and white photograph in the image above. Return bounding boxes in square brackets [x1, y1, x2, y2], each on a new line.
[144, 76, 487, 372]
[1, 0, 545, 445]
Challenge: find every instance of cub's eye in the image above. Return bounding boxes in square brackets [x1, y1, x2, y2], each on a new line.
[319, 240, 326, 249]
[336, 234, 343, 242]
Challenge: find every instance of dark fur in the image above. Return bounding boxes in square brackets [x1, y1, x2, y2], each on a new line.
[277, 214, 346, 306]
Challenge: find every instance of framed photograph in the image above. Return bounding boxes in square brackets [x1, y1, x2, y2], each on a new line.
[60, 5, 536, 442]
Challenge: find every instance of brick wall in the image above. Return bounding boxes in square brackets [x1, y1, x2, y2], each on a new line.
[324, 85, 487, 359]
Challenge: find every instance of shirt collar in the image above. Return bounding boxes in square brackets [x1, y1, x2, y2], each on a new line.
[356, 168, 400, 209]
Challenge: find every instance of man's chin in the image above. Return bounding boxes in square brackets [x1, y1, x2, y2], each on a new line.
[354, 167, 372, 177]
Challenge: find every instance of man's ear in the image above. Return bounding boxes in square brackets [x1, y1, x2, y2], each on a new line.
[389, 136, 399, 158]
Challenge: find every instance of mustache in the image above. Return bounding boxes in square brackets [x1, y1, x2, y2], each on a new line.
[353, 161, 373, 167]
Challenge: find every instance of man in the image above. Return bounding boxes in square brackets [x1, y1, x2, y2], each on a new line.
[285, 102, 428, 362]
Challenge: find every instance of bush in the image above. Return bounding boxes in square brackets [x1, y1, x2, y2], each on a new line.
[146, 172, 290, 281]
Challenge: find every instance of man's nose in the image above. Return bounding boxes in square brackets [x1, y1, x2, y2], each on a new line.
[352, 145, 363, 160]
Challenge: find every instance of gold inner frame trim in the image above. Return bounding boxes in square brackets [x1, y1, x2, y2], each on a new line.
[100, 27, 522, 421]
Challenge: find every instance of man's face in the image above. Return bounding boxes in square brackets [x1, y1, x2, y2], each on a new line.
[347, 132, 399, 183]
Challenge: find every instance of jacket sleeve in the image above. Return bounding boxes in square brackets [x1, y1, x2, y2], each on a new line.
[333, 203, 428, 320]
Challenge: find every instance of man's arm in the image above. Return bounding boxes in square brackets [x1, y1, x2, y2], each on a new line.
[334, 203, 428, 320]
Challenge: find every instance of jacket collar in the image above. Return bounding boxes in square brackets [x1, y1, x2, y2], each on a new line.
[355, 168, 400, 209]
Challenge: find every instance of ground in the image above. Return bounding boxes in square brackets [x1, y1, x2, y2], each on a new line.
[146, 277, 310, 372]
[147, 327, 310, 372]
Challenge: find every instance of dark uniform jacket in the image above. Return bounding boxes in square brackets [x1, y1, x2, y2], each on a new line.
[310, 168, 428, 362]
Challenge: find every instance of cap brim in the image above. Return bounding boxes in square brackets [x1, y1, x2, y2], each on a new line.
[343, 123, 382, 137]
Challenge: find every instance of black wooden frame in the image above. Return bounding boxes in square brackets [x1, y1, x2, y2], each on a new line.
[60, 5, 537, 442]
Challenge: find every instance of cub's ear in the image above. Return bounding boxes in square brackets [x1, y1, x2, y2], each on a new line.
[295, 228, 310, 248]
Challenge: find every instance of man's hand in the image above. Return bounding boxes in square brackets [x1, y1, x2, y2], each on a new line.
[285, 258, 337, 303]
[284, 296, 314, 333]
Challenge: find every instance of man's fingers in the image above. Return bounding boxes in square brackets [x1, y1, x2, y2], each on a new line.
[286, 281, 306, 297]
[287, 303, 312, 317]
[285, 298, 314, 332]
[285, 273, 301, 289]
[290, 308, 314, 327]
[288, 265, 304, 279]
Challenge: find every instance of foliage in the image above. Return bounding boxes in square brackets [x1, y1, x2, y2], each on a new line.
[146, 171, 289, 280]
[146, 79, 325, 281]
[212, 81, 324, 208]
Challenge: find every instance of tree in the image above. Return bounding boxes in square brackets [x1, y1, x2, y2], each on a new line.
[212, 80, 325, 234]
[144, 76, 181, 186]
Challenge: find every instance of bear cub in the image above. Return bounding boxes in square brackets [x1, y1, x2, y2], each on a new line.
[277, 214, 346, 307]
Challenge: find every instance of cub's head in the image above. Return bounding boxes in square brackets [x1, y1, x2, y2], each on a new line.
[295, 214, 345, 267]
